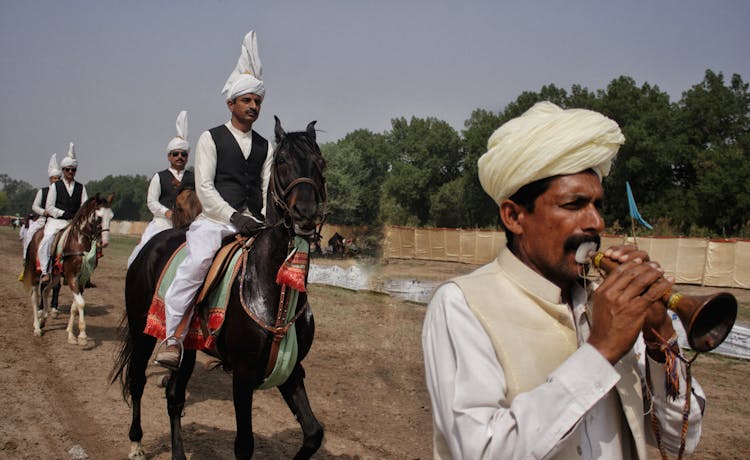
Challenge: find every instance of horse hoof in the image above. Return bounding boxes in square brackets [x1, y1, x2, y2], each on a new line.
[77, 337, 88, 346]
[128, 447, 147, 460]
[33, 329, 42, 337]
[51, 308, 59, 318]
[68, 336, 78, 345]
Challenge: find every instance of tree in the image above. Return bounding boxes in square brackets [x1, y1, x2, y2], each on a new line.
[380, 117, 462, 225]
[0, 174, 36, 215]
[678, 71, 750, 234]
[86, 174, 150, 220]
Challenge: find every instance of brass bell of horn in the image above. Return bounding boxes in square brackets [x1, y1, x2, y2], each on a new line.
[591, 251, 737, 352]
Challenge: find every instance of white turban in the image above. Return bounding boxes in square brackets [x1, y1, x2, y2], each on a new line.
[221, 30, 265, 101]
[166, 110, 190, 153]
[60, 142, 78, 168]
[478, 101, 625, 205]
[47, 153, 61, 177]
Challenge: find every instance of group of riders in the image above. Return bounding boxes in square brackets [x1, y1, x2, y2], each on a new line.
[20, 30, 274, 371]
[20, 143, 88, 285]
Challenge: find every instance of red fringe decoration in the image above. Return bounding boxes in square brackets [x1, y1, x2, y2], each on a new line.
[143, 296, 226, 350]
[275, 250, 308, 292]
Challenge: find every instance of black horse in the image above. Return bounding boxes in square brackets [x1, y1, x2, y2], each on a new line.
[111, 117, 326, 460]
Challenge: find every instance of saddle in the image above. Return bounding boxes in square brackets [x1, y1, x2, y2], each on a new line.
[145, 235, 251, 352]
[195, 235, 246, 306]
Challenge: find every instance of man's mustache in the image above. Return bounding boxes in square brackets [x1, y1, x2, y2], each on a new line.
[563, 234, 601, 253]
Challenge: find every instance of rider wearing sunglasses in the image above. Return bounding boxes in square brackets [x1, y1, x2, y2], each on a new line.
[156, 31, 274, 369]
[127, 111, 195, 267]
[38, 142, 88, 283]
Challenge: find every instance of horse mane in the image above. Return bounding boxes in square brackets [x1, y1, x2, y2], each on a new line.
[70, 195, 104, 227]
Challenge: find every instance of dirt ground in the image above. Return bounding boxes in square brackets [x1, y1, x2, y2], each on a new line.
[0, 227, 748, 460]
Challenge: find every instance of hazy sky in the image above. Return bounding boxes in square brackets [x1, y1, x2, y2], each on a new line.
[1, 1, 748, 186]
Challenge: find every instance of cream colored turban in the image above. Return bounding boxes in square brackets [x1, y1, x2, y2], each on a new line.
[477, 101, 625, 205]
[47, 153, 61, 177]
[166, 110, 190, 153]
[60, 142, 78, 168]
[221, 30, 265, 101]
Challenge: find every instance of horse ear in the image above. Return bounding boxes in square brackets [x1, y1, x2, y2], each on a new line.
[306, 121, 317, 141]
[95, 192, 101, 201]
[107, 192, 115, 204]
[274, 115, 285, 143]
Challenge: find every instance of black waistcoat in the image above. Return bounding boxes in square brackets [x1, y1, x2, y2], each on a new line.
[209, 125, 269, 215]
[54, 181, 84, 216]
[36, 187, 49, 217]
[157, 169, 194, 209]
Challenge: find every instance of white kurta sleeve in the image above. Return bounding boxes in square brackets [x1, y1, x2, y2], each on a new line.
[195, 130, 236, 224]
[80, 185, 87, 204]
[146, 173, 170, 218]
[45, 184, 61, 218]
[422, 283, 621, 460]
[32, 189, 45, 216]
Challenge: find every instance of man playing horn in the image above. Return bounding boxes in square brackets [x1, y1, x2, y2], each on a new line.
[127, 110, 195, 267]
[422, 102, 705, 459]
[155, 31, 274, 369]
[38, 143, 88, 284]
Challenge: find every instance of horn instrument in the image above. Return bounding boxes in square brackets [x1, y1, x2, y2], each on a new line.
[588, 250, 737, 352]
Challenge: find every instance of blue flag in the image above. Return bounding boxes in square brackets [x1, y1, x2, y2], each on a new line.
[626, 181, 653, 229]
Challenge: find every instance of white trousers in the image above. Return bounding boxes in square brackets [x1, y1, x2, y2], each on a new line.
[127, 216, 172, 267]
[38, 218, 69, 275]
[164, 217, 237, 342]
[22, 219, 44, 260]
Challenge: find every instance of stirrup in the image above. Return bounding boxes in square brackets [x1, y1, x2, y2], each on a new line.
[154, 336, 184, 370]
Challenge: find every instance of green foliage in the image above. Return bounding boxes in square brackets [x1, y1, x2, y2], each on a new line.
[2, 70, 747, 238]
[380, 117, 462, 225]
[86, 174, 150, 221]
[0, 174, 36, 215]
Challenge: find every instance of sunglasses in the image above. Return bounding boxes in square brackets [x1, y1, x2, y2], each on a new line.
[170, 151, 188, 158]
[63, 167, 77, 172]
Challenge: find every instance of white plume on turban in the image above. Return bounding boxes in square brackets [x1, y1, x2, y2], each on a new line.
[477, 101, 625, 205]
[60, 142, 78, 168]
[221, 30, 265, 102]
[48, 153, 61, 177]
[166, 110, 190, 153]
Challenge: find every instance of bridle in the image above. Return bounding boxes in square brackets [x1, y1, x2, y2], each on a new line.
[267, 141, 328, 239]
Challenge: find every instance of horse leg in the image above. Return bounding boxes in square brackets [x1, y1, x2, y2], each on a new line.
[166, 349, 196, 460]
[50, 283, 61, 317]
[66, 291, 86, 345]
[128, 333, 156, 460]
[232, 366, 255, 459]
[31, 283, 43, 337]
[278, 364, 324, 460]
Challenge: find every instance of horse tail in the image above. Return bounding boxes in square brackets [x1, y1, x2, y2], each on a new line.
[109, 313, 135, 403]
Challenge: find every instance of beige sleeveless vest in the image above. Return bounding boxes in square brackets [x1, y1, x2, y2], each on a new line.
[431, 248, 647, 460]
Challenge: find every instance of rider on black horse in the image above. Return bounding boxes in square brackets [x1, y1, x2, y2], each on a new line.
[156, 31, 272, 369]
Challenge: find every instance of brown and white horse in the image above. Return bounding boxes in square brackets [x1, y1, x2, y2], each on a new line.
[23, 193, 114, 344]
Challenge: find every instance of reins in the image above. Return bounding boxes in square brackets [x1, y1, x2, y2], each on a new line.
[235, 134, 326, 375]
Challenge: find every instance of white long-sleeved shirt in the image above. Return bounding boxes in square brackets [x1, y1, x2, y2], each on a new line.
[423, 282, 705, 460]
[194, 121, 274, 225]
[147, 168, 186, 218]
[45, 179, 88, 219]
[32, 189, 47, 216]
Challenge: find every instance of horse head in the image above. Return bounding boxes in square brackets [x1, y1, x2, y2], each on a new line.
[94, 193, 115, 247]
[73, 193, 115, 247]
[269, 116, 327, 238]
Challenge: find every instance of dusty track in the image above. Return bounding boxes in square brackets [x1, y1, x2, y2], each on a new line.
[0, 228, 748, 459]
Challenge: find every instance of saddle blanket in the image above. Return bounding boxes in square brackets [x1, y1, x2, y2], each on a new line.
[144, 244, 243, 351]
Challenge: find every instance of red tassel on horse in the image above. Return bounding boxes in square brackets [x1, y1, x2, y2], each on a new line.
[276, 246, 309, 292]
